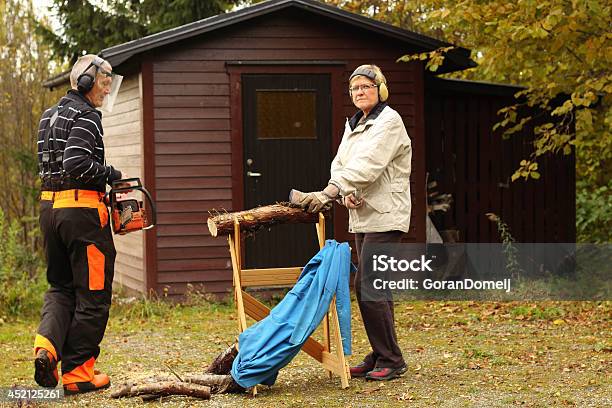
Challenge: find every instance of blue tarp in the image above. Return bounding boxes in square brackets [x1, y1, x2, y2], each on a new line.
[231, 240, 353, 388]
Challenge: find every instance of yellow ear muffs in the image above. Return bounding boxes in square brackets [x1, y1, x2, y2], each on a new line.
[349, 66, 389, 102]
[378, 82, 389, 102]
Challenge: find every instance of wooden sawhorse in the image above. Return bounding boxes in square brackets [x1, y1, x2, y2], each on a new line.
[227, 213, 350, 392]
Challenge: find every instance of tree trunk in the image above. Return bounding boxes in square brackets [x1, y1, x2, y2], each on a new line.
[207, 203, 327, 237]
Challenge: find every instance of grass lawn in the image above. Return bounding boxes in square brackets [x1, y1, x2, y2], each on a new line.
[0, 297, 609, 407]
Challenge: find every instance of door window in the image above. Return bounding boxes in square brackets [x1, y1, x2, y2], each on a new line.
[256, 90, 317, 140]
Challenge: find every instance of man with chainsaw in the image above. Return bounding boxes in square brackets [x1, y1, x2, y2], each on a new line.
[33, 54, 124, 395]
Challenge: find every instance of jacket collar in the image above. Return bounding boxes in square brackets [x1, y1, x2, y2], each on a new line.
[63, 89, 101, 115]
[348, 102, 388, 130]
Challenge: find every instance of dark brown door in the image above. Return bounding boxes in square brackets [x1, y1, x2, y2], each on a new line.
[243, 74, 332, 268]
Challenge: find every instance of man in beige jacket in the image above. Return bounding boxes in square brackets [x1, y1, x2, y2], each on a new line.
[295, 64, 411, 381]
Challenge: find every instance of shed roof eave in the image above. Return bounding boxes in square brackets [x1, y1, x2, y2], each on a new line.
[99, 0, 473, 71]
[42, 71, 71, 90]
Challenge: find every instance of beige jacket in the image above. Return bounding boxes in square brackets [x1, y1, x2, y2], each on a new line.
[329, 103, 412, 233]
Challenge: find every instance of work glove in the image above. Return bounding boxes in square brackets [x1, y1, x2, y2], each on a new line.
[289, 185, 339, 213]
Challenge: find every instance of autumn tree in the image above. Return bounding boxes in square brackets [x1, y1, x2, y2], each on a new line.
[327, 0, 611, 242]
[0, 0, 62, 241]
[36, 0, 246, 63]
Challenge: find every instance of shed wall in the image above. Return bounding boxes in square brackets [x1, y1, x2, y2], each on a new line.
[103, 73, 145, 292]
[424, 78, 576, 243]
[150, 9, 427, 296]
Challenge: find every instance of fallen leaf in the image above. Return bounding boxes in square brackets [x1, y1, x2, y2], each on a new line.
[553, 319, 565, 325]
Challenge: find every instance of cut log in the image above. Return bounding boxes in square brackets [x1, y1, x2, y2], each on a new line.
[205, 343, 238, 375]
[111, 374, 243, 399]
[110, 381, 211, 399]
[184, 374, 244, 394]
[207, 203, 327, 237]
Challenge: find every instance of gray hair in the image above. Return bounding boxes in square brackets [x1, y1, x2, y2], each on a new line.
[69, 54, 111, 89]
[349, 64, 387, 87]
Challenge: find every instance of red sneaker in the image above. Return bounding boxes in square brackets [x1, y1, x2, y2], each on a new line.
[365, 365, 407, 381]
[349, 361, 375, 378]
[34, 349, 59, 388]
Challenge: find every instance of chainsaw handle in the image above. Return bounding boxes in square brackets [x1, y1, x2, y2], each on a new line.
[111, 177, 141, 193]
[140, 185, 157, 229]
[107, 177, 157, 231]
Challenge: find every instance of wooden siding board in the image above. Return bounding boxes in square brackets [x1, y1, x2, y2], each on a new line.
[466, 96, 478, 241]
[157, 235, 227, 248]
[154, 107, 229, 119]
[157, 224, 210, 236]
[154, 96, 230, 108]
[156, 144, 232, 155]
[156, 200, 233, 212]
[441, 98, 456, 232]
[155, 177, 232, 189]
[156, 154, 231, 166]
[157, 213, 217, 225]
[155, 166, 231, 178]
[155, 119, 231, 131]
[103, 133, 142, 148]
[156, 189, 231, 201]
[155, 131, 230, 143]
[158, 258, 230, 272]
[113, 272, 145, 293]
[104, 121, 141, 136]
[454, 96, 467, 240]
[158, 246, 229, 260]
[153, 60, 227, 72]
[478, 97, 492, 242]
[115, 258, 146, 280]
[157, 270, 231, 283]
[154, 84, 229, 96]
[489, 100, 503, 242]
[155, 72, 229, 84]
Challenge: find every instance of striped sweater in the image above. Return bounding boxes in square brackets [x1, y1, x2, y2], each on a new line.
[38, 90, 121, 192]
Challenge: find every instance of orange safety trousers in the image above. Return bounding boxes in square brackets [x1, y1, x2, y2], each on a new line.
[35, 190, 115, 384]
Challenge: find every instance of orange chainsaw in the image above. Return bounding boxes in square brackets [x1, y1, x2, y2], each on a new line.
[106, 178, 156, 235]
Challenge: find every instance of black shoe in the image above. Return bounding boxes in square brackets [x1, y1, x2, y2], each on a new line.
[349, 361, 375, 378]
[34, 349, 59, 388]
[365, 364, 407, 381]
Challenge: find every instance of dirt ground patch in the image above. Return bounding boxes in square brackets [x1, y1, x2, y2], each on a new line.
[0, 299, 609, 407]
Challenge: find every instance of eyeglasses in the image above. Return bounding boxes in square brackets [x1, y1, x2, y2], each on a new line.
[349, 84, 378, 93]
[99, 69, 113, 78]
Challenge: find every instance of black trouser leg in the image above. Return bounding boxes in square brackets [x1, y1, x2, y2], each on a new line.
[36, 200, 74, 360]
[354, 231, 405, 369]
[55, 206, 115, 378]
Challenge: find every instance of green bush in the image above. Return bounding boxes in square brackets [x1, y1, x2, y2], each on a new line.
[576, 180, 612, 243]
[0, 208, 46, 319]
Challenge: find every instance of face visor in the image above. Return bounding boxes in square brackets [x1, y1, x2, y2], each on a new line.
[99, 68, 123, 113]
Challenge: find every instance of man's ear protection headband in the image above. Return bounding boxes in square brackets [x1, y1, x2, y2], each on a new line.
[77, 56, 107, 94]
